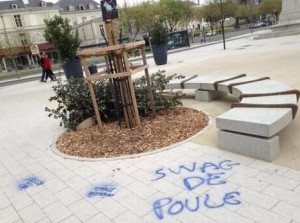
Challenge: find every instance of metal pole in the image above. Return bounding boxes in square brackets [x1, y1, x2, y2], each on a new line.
[220, 0, 226, 50]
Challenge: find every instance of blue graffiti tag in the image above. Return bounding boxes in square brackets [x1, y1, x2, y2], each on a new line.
[151, 160, 240, 181]
[18, 177, 44, 190]
[153, 191, 241, 220]
[87, 183, 118, 198]
[151, 160, 241, 220]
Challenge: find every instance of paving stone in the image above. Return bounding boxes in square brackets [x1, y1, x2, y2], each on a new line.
[9, 192, 33, 210]
[69, 199, 99, 222]
[113, 211, 145, 223]
[32, 189, 58, 208]
[255, 171, 299, 190]
[228, 173, 270, 192]
[126, 180, 157, 199]
[43, 202, 72, 223]
[54, 187, 82, 206]
[65, 175, 90, 191]
[94, 197, 127, 219]
[120, 194, 152, 217]
[271, 201, 300, 222]
[19, 203, 46, 223]
[74, 165, 98, 179]
[263, 185, 300, 206]
[238, 186, 279, 210]
[205, 206, 254, 223]
[284, 169, 300, 182]
[0, 205, 20, 223]
[86, 213, 112, 223]
[0, 193, 10, 210]
[237, 203, 290, 223]
[249, 160, 289, 175]
[44, 177, 68, 194]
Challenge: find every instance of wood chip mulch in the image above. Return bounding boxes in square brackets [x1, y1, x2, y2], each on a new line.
[56, 107, 209, 158]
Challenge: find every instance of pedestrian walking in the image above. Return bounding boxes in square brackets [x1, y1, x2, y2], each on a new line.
[39, 52, 46, 82]
[43, 54, 56, 81]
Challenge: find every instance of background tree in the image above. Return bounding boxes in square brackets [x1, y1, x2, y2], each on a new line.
[159, 0, 187, 32]
[0, 35, 22, 78]
[179, 1, 194, 29]
[119, 1, 160, 40]
[258, 0, 281, 16]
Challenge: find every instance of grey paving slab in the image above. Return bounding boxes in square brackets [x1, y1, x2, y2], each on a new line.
[1, 33, 300, 223]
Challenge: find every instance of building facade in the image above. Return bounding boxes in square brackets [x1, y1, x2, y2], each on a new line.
[55, 0, 101, 26]
[0, 0, 60, 72]
[0, 0, 103, 73]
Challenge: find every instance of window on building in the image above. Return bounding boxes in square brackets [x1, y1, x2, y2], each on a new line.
[87, 4, 95, 9]
[68, 5, 75, 11]
[82, 28, 86, 40]
[41, 2, 47, 7]
[19, 33, 28, 45]
[78, 4, 85, 10]
[14, 15, 23, 27]
[44, 12, 50, 20]
[11, 4, 18, 9]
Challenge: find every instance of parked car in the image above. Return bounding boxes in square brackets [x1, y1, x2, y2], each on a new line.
[167, 40, 185, 50]
[205, 31, 216, 37]
[249, 21, 267, 29]
[255, 21, 267, 27]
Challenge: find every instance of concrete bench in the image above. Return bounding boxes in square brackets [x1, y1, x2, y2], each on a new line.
[165, 74, 299, 161]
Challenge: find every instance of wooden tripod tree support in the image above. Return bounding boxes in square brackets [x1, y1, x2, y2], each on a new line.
[77, 21, 155, 129]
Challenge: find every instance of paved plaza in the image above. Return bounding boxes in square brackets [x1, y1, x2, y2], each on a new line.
[0, 31, 300, 223]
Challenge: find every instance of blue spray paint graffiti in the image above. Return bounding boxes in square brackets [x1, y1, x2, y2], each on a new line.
[87, 183, 118, 198]
[153, 191, 241, 220]
[18, 177, 44, 190]
[151, 160, 241, 220]
[151, 160, 240, 181]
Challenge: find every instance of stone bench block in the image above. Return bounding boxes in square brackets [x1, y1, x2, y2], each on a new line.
[232, 80, 291, 97]
[165, 75, 198, 90]
[195, 90, 227, 102]
[218, 130, 280, 161]
[196, 75, 245, 91]
[216, 107, 293, 137]
[217, 76, 264, 93]
[184, 76, 213, 89]
[241, 94, 298, 104]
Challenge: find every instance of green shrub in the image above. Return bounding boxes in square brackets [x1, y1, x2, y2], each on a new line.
[150, 22, 168, 46]
[45, 70, 184, 129]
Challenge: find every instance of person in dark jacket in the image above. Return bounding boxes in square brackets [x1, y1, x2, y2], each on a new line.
[39, 52, 46, 82]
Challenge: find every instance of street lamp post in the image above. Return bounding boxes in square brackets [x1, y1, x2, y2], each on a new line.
[220, 0, 226, 50]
